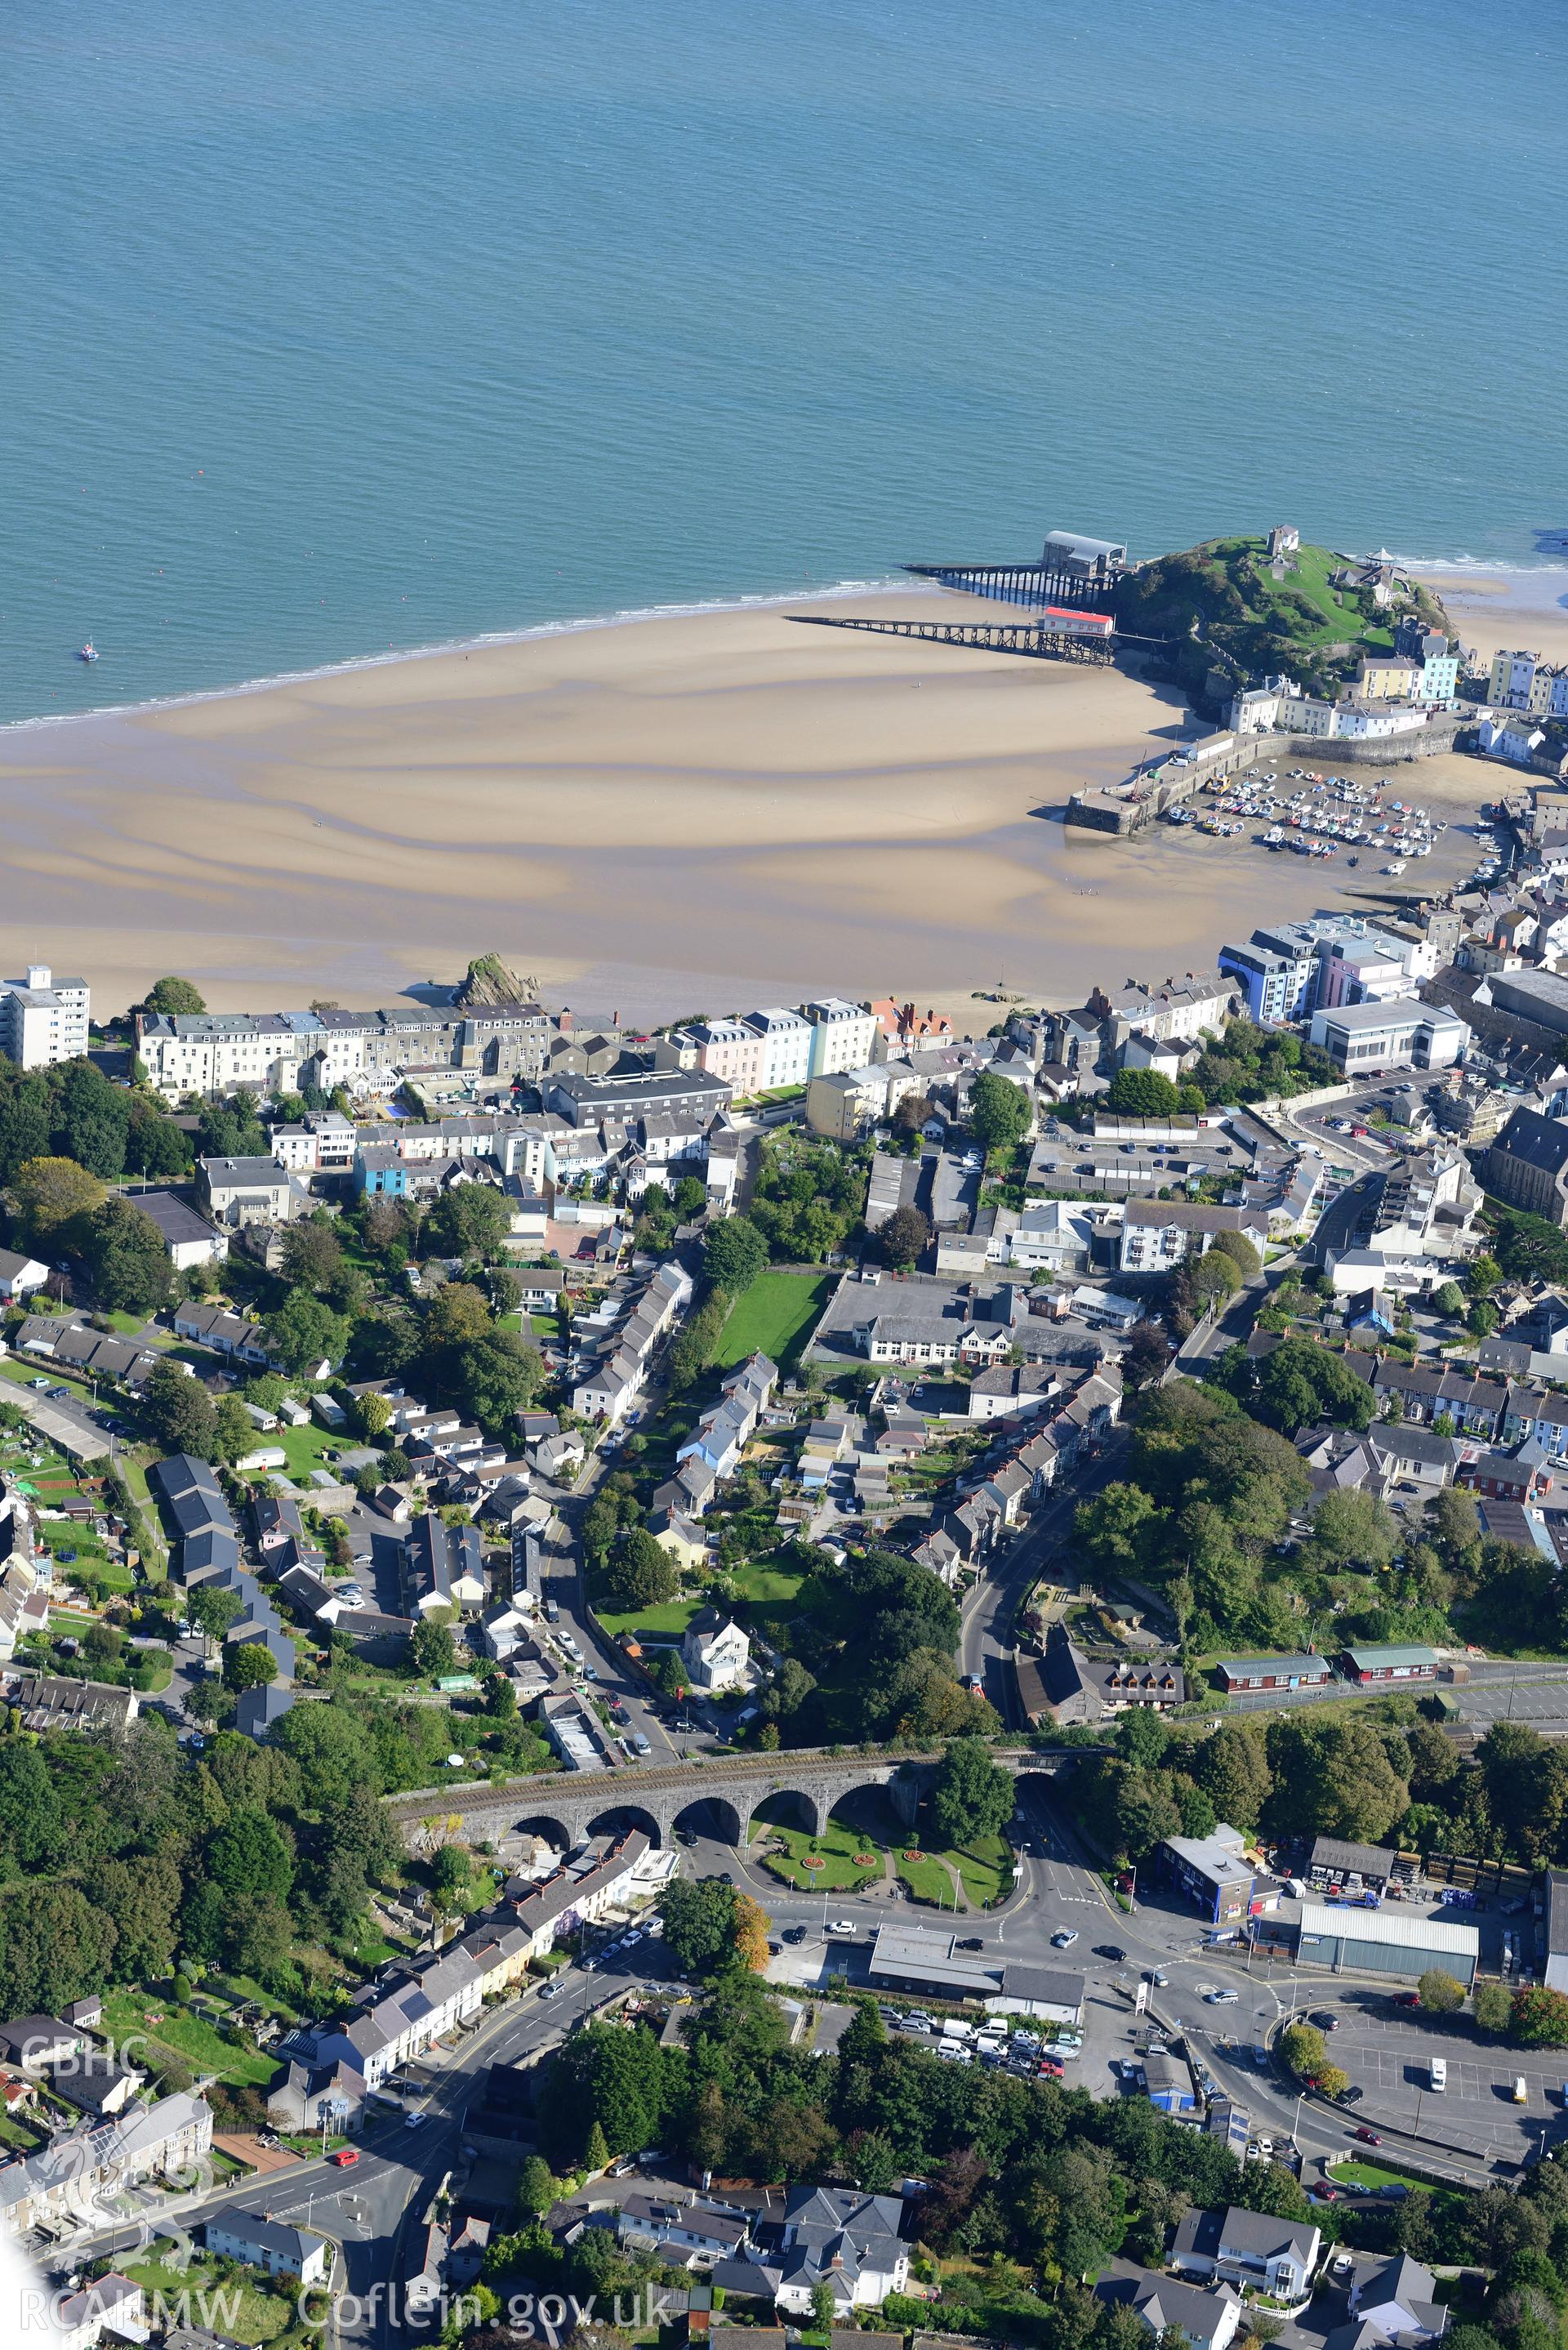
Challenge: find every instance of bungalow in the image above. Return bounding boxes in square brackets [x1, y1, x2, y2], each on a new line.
[204, 2205, 332, 2285]
[1215, 1654, 1332, 1695]
[0, 1248, 49, 1303]
[1337, 1643, 1438, 1686]
[172, 1299, 275, 1365]
[617, 2192, 750, 2265]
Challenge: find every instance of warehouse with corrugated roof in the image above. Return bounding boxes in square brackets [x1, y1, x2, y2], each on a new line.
[1292, 1901, 1478, 1988]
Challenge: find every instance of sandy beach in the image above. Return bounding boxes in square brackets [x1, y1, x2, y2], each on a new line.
[2, 572, 1565, 1025]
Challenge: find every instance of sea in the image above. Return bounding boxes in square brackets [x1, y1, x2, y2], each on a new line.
[5, 0, 1568, 729]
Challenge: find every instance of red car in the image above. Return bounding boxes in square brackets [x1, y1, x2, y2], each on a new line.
[331, 2147, 361, 2168]
[1391, 1991, 1420, 2009]
[1354, 2127, 1383, 2146]
[1039, 2058, 1065, 2078]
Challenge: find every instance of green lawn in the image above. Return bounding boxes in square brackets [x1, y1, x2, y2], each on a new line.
[594, 1596, 700, 1639]
[758, 1815, 884, 1892]
[896, 1849, 962, 1908]
[99, 1989, 279, 2087]
[1329, 2157, 1448, 2194]
[122, 2250, 296, 2344]
[715, 1271, 833, 1372]
[249, 1417, 347, 1483]
[949, 1831, 1015, 1909]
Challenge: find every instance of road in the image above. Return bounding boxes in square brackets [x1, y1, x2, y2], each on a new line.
[959, 1440, 1125, 1719]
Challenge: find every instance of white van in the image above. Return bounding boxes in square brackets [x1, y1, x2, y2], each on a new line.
[941, 2018, 975, 2043]
[1514, 2076, 1529, 2104]
[1429, 2058, 1446, 2092]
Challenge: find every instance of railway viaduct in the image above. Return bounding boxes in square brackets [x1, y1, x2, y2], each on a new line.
[384, 1746, 1073, 1857]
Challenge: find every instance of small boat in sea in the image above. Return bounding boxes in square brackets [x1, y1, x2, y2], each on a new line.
[78, 640, 97, 662]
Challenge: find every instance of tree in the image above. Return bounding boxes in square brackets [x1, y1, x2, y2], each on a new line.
[142, 1359, 219, 1460]
[1432, 1281, 1465, 1318]
[584, 2121, 612, 2174]
[1209, 1229, 1262, 1280]
[425, 1182, 513, 1260]
[1107, 1068, 1179, 1117]
[733, 1893, 771, 1973]
[355, 1392, 393, 1442]
[452, 1329, 545, 1431]
[141, 976, 207, 1015]
[662, 1878, 758, 1976]
[224, 1642, 279, 1692]
[596, 1530, 678, 1612]
[929, 1737, 1015, 1847]
[1512, 1985, 1568, 2048]
[1279, 2022, 1328, 2080]
[878, 1204, 932, 1270]
[1196, 1724, 1272, 1834]
[968, 1069, 1032, 1153]
[1076, 1483, 1158, 1574]
[186, 1584, 244, 1643]
[1418, 1969, 1464, 2013]
[1473, 1981, 1513, 2035]
[1121, 1322, 1169, 1389]
[8, 1154, 105, 1249]
[1310, 1488, 1398, 1574]
[411, 1614, 459, 1679]
[279, 1217, 345, 1292]
[213, 1394, 256, 1465]
[1264, 1715, 1409, 1844]
[702, 1215, 768, 1294]
[207, 1808, 294, 1903]
[97, 1854, 182, 1981]
[425, 1281, 492, 1349]
[77, 1193, 172, 1312]
[516, 2155, 557, 2218]
[262, 1291, 350, 1376]
[0, 1746, 63, 1871]
[0, 1881, 118, 2018]
[810, 2282, 837, 2337]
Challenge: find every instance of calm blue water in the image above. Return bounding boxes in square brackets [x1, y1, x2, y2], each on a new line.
[5, 0, 1567, 725]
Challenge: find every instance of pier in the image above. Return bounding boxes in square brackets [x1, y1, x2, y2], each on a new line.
[785, 613, 1116, 664]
